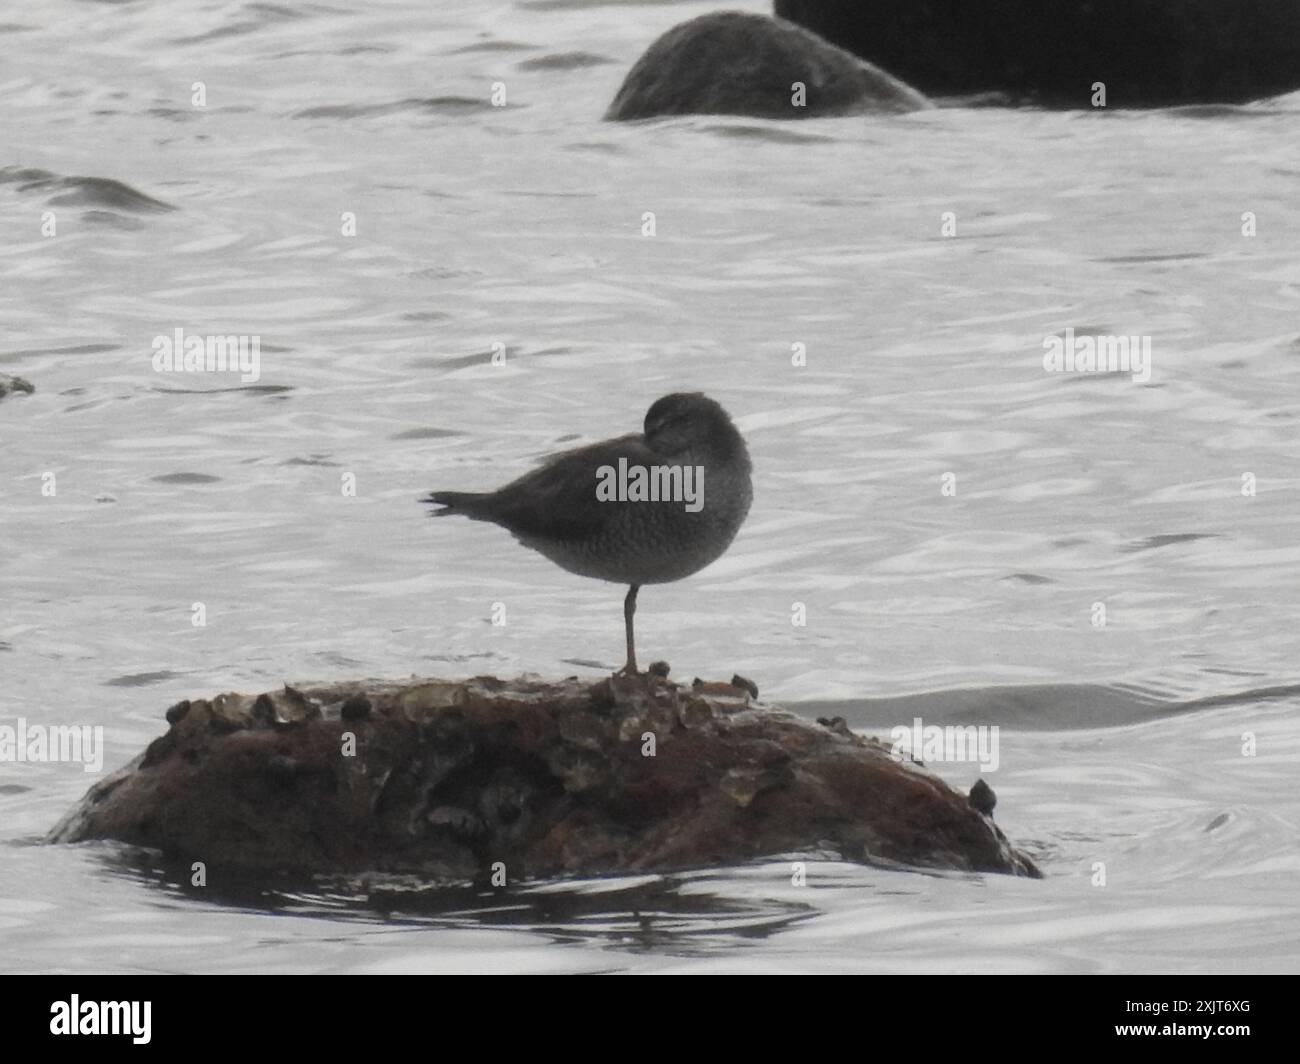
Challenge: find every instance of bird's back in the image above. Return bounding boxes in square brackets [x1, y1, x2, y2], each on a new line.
[427, 434, 750, 585]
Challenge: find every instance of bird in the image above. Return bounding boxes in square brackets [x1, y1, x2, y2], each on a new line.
[422, 392, 752, 674]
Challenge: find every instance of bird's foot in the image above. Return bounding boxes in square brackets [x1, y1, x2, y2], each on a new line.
[615, 660, 668, 680]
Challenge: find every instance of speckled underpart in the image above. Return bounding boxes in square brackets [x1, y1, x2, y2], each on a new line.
[519, 451, 752, 585]
[48, 672, 1041, 882]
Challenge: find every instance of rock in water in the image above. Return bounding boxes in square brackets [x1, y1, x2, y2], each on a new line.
[775, 0, 1300, 107]
[0, 374, 34, 399]
[49, 673, 1039, 881]
[606, 11, 929, 121]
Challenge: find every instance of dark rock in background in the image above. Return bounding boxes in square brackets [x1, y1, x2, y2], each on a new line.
[775, 0, 1300, 107]
[49, 673, 1039, 883]
[607, 11, 929, 120]
[0, 374, 34, 399]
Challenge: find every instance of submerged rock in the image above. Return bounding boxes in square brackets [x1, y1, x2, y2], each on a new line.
[49, 673, 1038, 882]
[775, 0, 1300, 107]
[606, 11, 929, 121]
[0, 374, 34, 399]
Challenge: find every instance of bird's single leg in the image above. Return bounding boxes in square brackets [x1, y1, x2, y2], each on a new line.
[619, 584, 640, 675]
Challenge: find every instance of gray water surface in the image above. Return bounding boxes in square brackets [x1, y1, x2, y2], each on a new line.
[2, 0, 1299, 973]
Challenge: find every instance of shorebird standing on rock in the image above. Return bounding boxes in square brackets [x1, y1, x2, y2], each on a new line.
[423, 393, 752, 673]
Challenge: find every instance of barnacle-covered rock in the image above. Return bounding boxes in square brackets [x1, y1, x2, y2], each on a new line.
[49, 671, 1038, 882]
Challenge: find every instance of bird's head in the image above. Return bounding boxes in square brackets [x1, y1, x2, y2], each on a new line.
[643, 392, 743, 458]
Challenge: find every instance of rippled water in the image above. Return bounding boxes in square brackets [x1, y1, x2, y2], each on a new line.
[2, 0, 1299, 973]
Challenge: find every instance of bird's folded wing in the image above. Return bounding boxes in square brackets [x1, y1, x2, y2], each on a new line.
[486, 433, 656, 540]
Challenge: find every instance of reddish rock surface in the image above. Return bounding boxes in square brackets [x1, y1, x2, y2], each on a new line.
[49, 673, 1039, 882]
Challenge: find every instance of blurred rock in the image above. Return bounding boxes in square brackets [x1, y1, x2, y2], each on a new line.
[969, 778, 997, 817]
[776, 0, 1300, 107]
[0, 374, 34, 399]
[607, 11, 929, 120]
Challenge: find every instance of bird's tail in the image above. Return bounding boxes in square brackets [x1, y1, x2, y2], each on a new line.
[421, 490, 493, 518]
